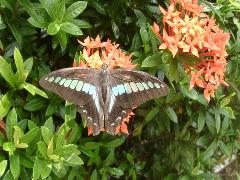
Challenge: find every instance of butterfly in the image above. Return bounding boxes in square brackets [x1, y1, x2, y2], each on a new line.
[39, 63, 169, 135]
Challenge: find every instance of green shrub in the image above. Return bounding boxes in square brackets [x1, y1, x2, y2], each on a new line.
[0, 0, 240, 179]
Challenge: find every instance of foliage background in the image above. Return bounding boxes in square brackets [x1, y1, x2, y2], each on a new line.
[0, 0, 240, 179]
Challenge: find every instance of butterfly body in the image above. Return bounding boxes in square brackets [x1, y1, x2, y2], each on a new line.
[40, 64, 168, 135]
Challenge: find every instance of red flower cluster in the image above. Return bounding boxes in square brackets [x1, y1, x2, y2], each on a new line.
[73, 36, 136, 135]
[153, 0, 230, 101]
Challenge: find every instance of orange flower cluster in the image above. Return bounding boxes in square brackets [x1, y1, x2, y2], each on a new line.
[152, 0, 230, 101]
[73, 36, 136, 135]
[73, 36, 136, 70]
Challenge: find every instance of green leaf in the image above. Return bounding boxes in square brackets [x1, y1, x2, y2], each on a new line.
[102, 137, 125, 148]
[219, 107, 235, 119]
[206, 112, 215, 135]
[14, 48, 24, 83]
[108, 167, 124, 177]
[18, 0, 47, 28]
[2, 170, 14, 180]
[22, 82, 48, 98]
[215, 108, 221, 134]
[140, 27, 150, 52]
[54, 144, 80, 157]
[165, 107, 178, 123]
[40, 160, 52, 179]
[56, 30, 68, 50]
[61, 22, 83, 35]
[20, 127, 40, 144]
[219, 140, 230, 157]
[39, 0, 65, 20]
[3, 142, 16, 154]
[18, 151, 34, 168]
[88, 0, 106, 15]
[64, 1, 87, 21]
[103, 150, 115, 166]
[37, 141, 47, 159]
[64, 154, 84, 166]
[71, 19, 91, 29]
[24, 98, 46, 111]
[65, 102, 76, 123]
[23, 57, 33, 80]
[44, 117, 55, 132]
[169, 58, 178, 81]
[90, 169, 98, 180]
[9, 153, 20, 179]
[33, 157, 41, 180]
[47, 21, 60, 35]
[145, 107, 159, 123]
[197, 111, 205, 132]
[0, 92, 12, 119]
[41, 127, 54, 145]
[8, 23, 22, 45]
[6, 108, 18, 142]
[0, 160, 7, 177]
[180, 85, 198, 100]
[141, 53, 163, 67]
[112, 20, 119, 39]
[202, 139, 218, 161]
[0, 56, 16, 87]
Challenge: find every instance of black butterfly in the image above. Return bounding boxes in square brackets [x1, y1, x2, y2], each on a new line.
[39, 64, 169, 135]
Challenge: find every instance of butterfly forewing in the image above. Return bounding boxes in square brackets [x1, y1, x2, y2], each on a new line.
[104, 69, 169, 134]
[39, 67, 104, 135]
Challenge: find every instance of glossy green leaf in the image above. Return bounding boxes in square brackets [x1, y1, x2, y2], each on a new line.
[145, 107, 159, 123]
[61, 22, 83, 35]
[47, 21, 60, 35]
[215, 108, 221, 133]
[0, 56, 16, 87]
[165, 107, 178, 123]
[64, 154, 84, 166]
[6, 108, 18, 142]
[9, 153, 20, 179]
[22, 82, 48, 98]
[41, 127, 53, 145]
[102, 137, 125, 148]
[141, 53, 163, 67]
[201, 139, 218, 161]
[40, 160, 52, 179]
[8, 23, 22, 45]
[71, 19, 91, 29]
[108, 167, 124, 177]
[20, 127, 40, 144]
[112, 20, 119, 39]
[14, 48, 24, 83]
[219, 107, 235, 119]
[64, 1, 87, 21]
[219, 140, 230, 157]
[180, 85, 198, 100]
[33, 157, 41, 180]
[169, 58, 178, 81]
[24, 98, 46, 111]
[197, 111, 205, 132]
[37, 141, 47, 159]
[0, 160, 7, 177]
[88, 0, 106, 15]
[39, 0, 65, 20]
[0, 92, 12, 119]
[3, 142, 16, 154]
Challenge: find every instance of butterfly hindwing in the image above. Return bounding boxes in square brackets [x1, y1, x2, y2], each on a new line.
[39, 67, 104, 135]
